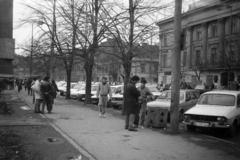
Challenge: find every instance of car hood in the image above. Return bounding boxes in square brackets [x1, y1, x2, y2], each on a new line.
[112, 94, 123, 98]
[147, 99, 170, 108]
[185, 105, 234, 116]
[152, 92, 160, 96]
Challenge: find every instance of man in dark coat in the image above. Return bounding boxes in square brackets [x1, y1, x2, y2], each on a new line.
[40, 76, 53, 114]
[125, 75, 141, 131]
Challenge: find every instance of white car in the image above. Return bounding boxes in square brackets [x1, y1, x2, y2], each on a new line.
[71, 84, 86, 99]
[77, 85, 99, 103]
[60, 83, 77, 96]
[145, 85, 161, 100]
[110, 85, 124, 108]
[183, 90, 240, 137]
[147, 90, 200, 121]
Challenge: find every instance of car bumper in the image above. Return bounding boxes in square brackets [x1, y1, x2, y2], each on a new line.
[183, 121, 230, 128]
[111, 101, 123, 106]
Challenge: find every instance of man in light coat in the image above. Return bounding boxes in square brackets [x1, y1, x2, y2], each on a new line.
[97, 77, 112, 118]
[31, 76, 43, 113]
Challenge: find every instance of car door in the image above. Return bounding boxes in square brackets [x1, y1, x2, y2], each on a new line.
[236, 94, 240, 123]
[180, 92, 192, 111]
[188, 91, 198, 108]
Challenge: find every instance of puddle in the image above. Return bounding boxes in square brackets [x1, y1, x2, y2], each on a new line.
[20, 106, 31, 110]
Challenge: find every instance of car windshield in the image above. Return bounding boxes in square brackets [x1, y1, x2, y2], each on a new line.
[158, 91, 184, 101]
[111, 87, 117, 93]
[91, 86, 98, 91]
[73, 84, 82, 89]
[148, 86, 158, 92]
[198, 94, 235, 106]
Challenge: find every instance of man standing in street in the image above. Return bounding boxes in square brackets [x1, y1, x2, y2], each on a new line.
[40, 76, 53, 114]
[97, 77, 112, 118]
[125, 75, 141, 131]
[137, 79, 153, 126]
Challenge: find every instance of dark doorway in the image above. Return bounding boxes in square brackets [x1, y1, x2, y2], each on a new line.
[221, 72, 234, 86]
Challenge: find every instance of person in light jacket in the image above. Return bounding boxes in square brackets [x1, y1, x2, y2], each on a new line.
[97, 77, 112, 118]
[31, 76, 43, 113]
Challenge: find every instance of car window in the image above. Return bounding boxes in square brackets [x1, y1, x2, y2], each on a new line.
[148, 86, 158, 92]
[111, 87, 117, 93]
[237, 95, 240, 107]
[186, 92, 191, 100]
[116, 87, 122, 94]
[193, 91, 200, 98]
[189, 91, 197, 99]
[198, 94, 235, 106]
[91, 86, 98, 91]
[158, 91, 184, 101]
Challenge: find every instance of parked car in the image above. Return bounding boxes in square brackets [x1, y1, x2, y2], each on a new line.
[162, 84, 171, 91]
[109, 85, 124, 109]
[183, 90, 240, 137]
[147, 89, 201, 121]
[77, 85, 99, 103]
[194, 85, 210, 95]
[60, 83, 77, 96]
[71, 84, 86, 99]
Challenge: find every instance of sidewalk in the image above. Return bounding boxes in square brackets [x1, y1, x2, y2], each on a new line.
[16, 89, 240, 160]
[0, 89, 87, 160]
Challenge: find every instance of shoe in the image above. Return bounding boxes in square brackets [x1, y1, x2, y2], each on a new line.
[102, 114, 106, 118]
[125, 125, 129, 129]
[128, 126, 138, 132]
[99, 113, 102, 117]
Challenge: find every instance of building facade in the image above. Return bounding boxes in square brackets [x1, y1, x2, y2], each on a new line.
[157, 0, 240, 88]
[0, 0, 15, 76]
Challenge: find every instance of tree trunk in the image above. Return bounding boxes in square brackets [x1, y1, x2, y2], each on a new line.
[121, 61, 131, 115]
[84, 61, 93, 104]
[170, 0, 182, 134]
[65, 68, 72, 99]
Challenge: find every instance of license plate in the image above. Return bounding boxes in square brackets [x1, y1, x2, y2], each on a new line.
[195, 122, 209, 127]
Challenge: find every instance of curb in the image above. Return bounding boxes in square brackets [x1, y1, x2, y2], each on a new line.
[18, 94, 97, 160]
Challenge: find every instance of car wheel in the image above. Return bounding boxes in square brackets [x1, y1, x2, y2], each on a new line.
[228, 121, 238, 137]
[186, 125, 196, 132]
[179, 109, 184, 122]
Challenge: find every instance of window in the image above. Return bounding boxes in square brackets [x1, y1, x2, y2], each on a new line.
[231, 19, 236, 34]
[162, 55, 167, 67]
[197, 27, 202, 40]
[140, 63, 146, 73]
[182, 52, 187, 66]
[163, 34, 167, 47]
[212, 22, 218, 37]
[195, 50, 201, 65]
[211, 48, 217, 64]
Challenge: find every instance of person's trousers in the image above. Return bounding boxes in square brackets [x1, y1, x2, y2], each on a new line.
[35, 99, 42, 113]
[98, 95, 108, 115]
[42, 95, 53, 113]
[27, 88, 31, 95]
[139, 101, 147, 125]
[32, 92, 35, 104]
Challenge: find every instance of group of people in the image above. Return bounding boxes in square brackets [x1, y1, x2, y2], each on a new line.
[96, 76, 152, 132]
[0, 78, 14, 90]
[31, 76, 59, 114]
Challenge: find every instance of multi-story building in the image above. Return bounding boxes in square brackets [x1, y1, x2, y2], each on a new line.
[96, 39, 159, 84]
[157, 0, 240, 88]
[0, 0, 15, 77]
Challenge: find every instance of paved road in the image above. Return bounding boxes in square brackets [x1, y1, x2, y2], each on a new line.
[16, 89, 240, 160]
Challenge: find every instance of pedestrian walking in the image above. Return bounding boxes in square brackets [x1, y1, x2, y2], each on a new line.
[31, 76, 43, 113]
[135, 79, 153, 126]
[96, 77, 112, 118]
[40, 76, 53, 114]
[51, 80, 59, 104]
[26, 78, 32, 95]
[16, 79, 22, 92]
[31, 78, 37, 104]
[125, 75, 141, 131]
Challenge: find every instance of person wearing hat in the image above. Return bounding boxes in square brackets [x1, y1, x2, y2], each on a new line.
[40, 76, 53, 114]
[125, 75, 141, 131]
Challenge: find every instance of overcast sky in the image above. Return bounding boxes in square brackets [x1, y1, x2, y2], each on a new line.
[13, 0, 197, 53]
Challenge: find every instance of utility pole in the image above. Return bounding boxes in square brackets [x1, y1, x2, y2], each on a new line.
[30, 23, 34, 77]
[50, 0, 56, 81]
[170, 0, 182, 133]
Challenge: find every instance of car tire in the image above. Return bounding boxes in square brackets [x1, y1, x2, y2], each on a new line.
[186, 125, 196, 132]
[228, 121, 238, 137]
[179, 110, 184, 122]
